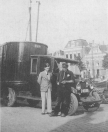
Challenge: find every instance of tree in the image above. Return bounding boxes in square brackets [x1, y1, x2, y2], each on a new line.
[75, 56, 86, 71]
[103, 53, 108, 69]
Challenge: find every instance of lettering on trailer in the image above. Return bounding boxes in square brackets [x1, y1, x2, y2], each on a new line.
[35, 45, 41, 48]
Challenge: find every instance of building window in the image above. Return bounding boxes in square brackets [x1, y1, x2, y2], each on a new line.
[0, 46, 3, 57]
[96, 61, 99, 66]
[66, 54, 68, 58]
[99, 61, 102, 66]
[78, 53, 80, 57]
[30, 58, 37, 74]
[70, 54, 72, 59]
[74, 54, 76, 59]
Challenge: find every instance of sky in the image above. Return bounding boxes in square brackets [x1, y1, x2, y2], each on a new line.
[0, 0, 108, 52]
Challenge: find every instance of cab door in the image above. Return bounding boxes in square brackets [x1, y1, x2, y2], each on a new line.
[30, 56, 40, 97]
[30, 56, 53, 97]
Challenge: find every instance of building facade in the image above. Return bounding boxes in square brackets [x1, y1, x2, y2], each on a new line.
[64, 39, 88, 60]
[63, 39, 108, 78]
[84, 45, 107, 78]
[53, 50, 65, 58]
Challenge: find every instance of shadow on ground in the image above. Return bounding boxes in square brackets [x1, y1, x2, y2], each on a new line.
[50, 106, 108, 132]
[1, 98, 108, 132]
[0, 98, 41, 108]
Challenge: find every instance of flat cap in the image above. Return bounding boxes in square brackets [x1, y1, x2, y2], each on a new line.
[62, 62, 68, 68]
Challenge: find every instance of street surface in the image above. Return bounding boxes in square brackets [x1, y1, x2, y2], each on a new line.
[0, 103, 108, 132]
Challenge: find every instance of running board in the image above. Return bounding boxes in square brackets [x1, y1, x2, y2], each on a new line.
[17, 95, 41, 101]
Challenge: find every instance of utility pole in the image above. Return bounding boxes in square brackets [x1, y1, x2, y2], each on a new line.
[91, 40, 95, 78]
[82, 45, 83, 59]
[29, 0, 32, 41]
[36, 1, 40, 42]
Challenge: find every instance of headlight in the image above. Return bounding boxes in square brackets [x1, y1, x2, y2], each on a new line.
[90, 85, 94, 89]
[76, 84, 81, 90]
[86, 82, 89, 87]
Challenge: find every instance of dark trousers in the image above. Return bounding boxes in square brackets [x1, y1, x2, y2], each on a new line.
[54, 84, 71, 114]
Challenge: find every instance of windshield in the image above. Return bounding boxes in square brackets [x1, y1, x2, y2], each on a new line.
[68, 64, 80, 75]
[55, 61, 80, 75]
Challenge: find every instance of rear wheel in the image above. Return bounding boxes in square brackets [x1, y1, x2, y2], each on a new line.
[68, 93, 78, 116]
[2, 88, 16, 107]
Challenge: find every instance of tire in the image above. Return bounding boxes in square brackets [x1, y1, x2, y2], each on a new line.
[2, 88, 16, 107]
[83, 92, 101, 111]
[68, 93, 78, 116]
[92, 91, 101, 101]
[83, 103, 100, 112]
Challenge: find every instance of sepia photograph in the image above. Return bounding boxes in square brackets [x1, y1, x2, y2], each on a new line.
[0, 0, 108, 132]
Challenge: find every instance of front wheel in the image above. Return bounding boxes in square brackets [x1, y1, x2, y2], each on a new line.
[2, 88, 16, 107]
[92, 91, 101, 101]
[83, 92, 101, 111]
[68, 93, 78, 116]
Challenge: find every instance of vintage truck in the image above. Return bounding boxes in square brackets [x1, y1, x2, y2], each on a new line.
[0, 42, 101, 115]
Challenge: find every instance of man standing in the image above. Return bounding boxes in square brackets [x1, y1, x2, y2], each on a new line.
[50, 62, 75, 117]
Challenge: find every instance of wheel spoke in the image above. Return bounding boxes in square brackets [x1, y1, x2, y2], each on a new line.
[5, 88, 16, 106]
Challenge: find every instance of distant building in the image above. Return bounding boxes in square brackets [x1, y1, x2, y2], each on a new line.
[63, 39, 108, 78]
[47, 53, 53, 56]
[64, 39, 88, 60]
[53, 50, 65, 58]
[85, 44, 108, 78]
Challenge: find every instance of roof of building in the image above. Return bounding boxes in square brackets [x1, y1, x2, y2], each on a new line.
[65, 39, 88, 48]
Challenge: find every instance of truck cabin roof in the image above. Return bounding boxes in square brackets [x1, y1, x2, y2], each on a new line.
[30, 55, 79, 64]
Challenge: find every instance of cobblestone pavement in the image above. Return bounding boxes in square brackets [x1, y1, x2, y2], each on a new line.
[0, 104, 108, 132]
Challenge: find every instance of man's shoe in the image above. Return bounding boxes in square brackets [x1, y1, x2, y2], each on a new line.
[61, 113, 66, 117]
[49, 112, 58, 117]
[41, 113, 45, 115]
[46, 112, 52, 114]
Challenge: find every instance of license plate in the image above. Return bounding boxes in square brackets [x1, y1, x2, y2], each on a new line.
[82, 89, 89, 93]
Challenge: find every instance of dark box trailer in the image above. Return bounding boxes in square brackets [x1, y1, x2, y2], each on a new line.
[0, 42, 48, 106]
